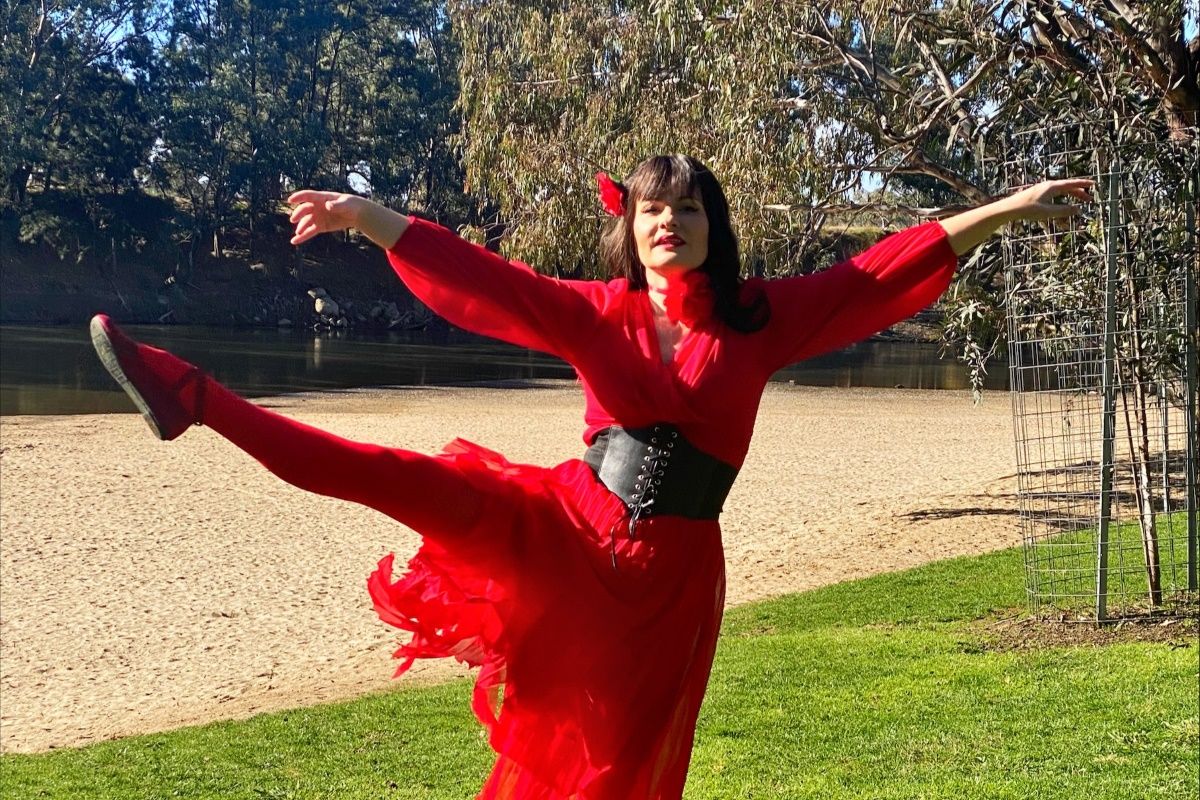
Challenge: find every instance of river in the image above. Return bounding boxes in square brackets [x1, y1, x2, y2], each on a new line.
[0, 324, 1008, 416]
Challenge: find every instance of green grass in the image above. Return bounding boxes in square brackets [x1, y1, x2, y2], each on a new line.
[3, 546, 1196, 799]
[697, 548, 1196, 799]
[1029, 514, 1196, 616]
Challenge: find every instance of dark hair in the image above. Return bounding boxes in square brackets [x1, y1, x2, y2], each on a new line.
[599, 154, 769, 333]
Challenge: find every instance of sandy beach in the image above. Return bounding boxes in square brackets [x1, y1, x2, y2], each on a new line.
[0, 381, 1019, 753]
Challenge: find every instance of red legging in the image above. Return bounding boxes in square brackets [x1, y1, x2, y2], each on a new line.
[201, 378, 486, 537]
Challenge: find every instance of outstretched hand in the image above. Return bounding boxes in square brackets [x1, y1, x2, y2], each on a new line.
[287, 190, 365, 245]
[286, 191, 409, 250]
[1003, 179, 1095, 222]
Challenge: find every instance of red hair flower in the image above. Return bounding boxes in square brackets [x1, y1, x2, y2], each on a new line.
[595, 172, 627, 217]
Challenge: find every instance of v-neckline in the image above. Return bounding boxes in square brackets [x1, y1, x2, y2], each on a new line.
[644, 291, 689, 367]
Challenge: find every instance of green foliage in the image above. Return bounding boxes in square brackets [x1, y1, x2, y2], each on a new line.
[1, 1, 162, 204]
[16, 189, 179, 265]
[450, 1, 1004, 277]
[48, 65, 154, 194]
[16, 192, 97, 262]
[3, 0, 468, 269]
[4, 0, 1196, 351]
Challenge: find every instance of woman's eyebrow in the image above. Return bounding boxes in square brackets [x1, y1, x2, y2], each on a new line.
[641, 195, 701, 204]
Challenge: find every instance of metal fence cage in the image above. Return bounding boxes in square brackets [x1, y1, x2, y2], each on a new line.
[998, 117, 1198, 621]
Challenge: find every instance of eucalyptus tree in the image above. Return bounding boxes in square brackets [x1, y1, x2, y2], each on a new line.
[223, 0, 290, 259]
[987, 3, 1198, 607]
[450, 0, 1196, 299]
[1, 0, 162, 202]
[153, 0, 392, 261]
[350, 3, 467, 222]
[149, 0, 248, 266]
[451, 0, 1002, 276]
[145, 0, 465, 266]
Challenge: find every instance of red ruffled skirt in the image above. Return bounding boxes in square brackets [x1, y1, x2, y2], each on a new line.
[367, 438, 726, 799]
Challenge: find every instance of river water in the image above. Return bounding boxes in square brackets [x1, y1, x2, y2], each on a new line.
[0, 324, 1008, 416]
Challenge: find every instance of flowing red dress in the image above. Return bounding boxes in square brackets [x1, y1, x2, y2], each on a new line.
[366, 217, 959, 798]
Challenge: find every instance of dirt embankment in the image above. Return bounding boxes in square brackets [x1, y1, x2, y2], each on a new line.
[0, 213, 423, 329]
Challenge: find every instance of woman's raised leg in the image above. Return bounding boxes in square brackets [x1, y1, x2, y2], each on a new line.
[90, 314, 483, 536]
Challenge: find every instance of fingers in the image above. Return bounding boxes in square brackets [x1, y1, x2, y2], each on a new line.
[289, 203, 313, 223]
[287, 191, 361, 246]
[1059, 180, 1094, 202]
[1037, 202, 1084, 219]
[287, 189, 333, 205]
[288, 190, 344, 245]
[291, 212, 314, 235]
[288, 204, 322, 245]
[290, 221, 319, 245]
[1037, 178, 1094, 206]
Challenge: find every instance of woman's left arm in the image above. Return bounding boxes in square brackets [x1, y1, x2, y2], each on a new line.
[755, 178, 1095, 372]
[939, 178, 1094, 256]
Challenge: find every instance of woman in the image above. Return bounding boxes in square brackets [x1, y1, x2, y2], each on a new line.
[91, 155, 1091, 798]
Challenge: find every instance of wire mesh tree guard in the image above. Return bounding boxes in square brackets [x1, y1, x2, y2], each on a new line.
[998, 117, 1198, 622]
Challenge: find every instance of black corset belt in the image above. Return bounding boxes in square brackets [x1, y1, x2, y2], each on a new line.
[583, 424, 739, 567]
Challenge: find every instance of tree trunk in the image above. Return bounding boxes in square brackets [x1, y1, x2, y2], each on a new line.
[1120, 272, 1164, 606]
[7, 166, 31, 203]
[291, 245, 304, 281]
[178, 232, 199, 283]
[248, 6, 261, 262]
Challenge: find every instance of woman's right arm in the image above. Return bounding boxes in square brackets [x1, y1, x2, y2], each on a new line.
[290, 191, 408, 248]
[287, 192, 607, 361]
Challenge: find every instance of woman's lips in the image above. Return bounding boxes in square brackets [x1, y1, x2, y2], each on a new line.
[656, 235, 685, 247]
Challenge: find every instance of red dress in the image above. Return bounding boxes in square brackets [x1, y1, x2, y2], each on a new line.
[366, 217, 959, 798]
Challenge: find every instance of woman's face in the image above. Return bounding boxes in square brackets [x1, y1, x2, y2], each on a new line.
[632, 192, 709, 275]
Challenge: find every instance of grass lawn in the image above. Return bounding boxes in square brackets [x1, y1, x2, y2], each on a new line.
[2, 546, 1196, 799]
[1026, 514, 1196, 618]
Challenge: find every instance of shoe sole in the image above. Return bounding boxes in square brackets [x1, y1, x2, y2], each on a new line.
[90, 317, 168, 440]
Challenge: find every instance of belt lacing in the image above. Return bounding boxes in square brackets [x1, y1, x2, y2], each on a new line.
[610, 425, 679, 569]
[587, 423, 737, 572]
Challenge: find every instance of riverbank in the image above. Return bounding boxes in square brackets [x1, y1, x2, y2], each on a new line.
[0, 382, 1018, 753]
[0, 211, 425, 329]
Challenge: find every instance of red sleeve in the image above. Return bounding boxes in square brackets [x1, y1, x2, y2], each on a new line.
[757, 220, 959, 371]
[386, 216, 609, 361]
